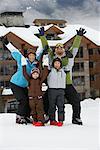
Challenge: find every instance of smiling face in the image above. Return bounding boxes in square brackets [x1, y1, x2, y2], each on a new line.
[53, 61, 61, 70]
[28, 53, 36, 62]
[32, 72, 39, 79]
[55, 44, 65, 56]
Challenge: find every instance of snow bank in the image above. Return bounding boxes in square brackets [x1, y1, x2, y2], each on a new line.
[0, 98, 99, 150]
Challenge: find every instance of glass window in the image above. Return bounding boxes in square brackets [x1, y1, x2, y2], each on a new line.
[0, 64, 16, 75]
[73, 76, 85, 86]
[73, 62, 84, 72]
[90, 75, 96, 81]
[89, 62, 94, 68]
[88, 49, 93, 55]
[98, 49, 100, 54]
[76, 47, 83, 58]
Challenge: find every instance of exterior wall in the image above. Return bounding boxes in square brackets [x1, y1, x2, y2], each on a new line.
[89, 47, 100, 98]
[33, 19, 67, 28]
[6, 32, 37, 51]
[0, 14, 24, 26]
[0, 40, 16, 89]
[64, 37, 100, 99]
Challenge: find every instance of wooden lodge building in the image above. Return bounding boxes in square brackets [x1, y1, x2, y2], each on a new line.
[0, 17, 100, 112]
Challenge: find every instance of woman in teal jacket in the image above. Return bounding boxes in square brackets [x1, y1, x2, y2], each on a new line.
[5, 41, 44, 124]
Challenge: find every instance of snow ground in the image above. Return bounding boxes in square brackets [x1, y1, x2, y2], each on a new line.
[0, 98, 100, 150]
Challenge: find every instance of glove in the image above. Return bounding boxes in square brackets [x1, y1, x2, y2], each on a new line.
[0, 36, 9, 45]
[38, 27, 45, 36]
[65, 50, 73, 58]
[76, 28, 86, 36]
[42, 54, 49, 67]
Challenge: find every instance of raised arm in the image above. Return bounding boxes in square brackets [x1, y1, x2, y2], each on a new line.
[38, 27, 54, 59]
[69, 28, 86, 58]
[40, 54, 49, 83]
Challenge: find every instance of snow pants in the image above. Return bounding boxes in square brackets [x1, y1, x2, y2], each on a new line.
[65, 84, 81, 119]
[44, 84, 81, 119]
[48, 89, 65, 122]
[10, 82, 30, 117]
[29, 96, 45, 122]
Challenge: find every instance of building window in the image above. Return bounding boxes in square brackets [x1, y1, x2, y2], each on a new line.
[0, 81, 4, 87]
[46, 34, 61, 40]
[90, 75, 96, 81]
[0, 48, 12, 60]
[89, 62, 94, 68]
[0, 49, 3, 60]
[76, 47, 83, 58]
[73, 62, 84, 72]
[73, 76, 85, 86]
[59, 24, 65, 28]
[0, 81, 10, 88]
[80, 92, 86, 100]
[46, 34, 55, 40]
[0, 64, 16, 75]
[98, 49, 100, 54]
[88, 49, 93, 55]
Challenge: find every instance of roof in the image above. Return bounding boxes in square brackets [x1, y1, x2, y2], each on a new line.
[33, 19, 67, 24]
[0, 24, 100, 50]
[0, 12, 23, 16]
[45, 25, 64, 34]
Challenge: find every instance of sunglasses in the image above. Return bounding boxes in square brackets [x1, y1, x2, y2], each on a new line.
[55, 43, 64, 48]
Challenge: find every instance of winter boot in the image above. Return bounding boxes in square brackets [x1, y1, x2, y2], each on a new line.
[57, 121, 63, 127]
[16, 115, 27, 125]
[50, 121, 58, 126]
[25, 117, 33, 124]
[72, 118, 83, 125]
[35, 121, 44, 126]
[32, 121, 37, 126]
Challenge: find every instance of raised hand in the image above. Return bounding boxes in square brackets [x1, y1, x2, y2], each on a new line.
[38, 26, 45, 36]
[76, 28, 86, 36]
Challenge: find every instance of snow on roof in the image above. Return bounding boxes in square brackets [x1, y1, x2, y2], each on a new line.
[29, 25, 40, 34]
[0, 24, 100, 47]
[29, 24, 56, 34]
[7, 27, 41, 46]
[62, 24, 100, 46]
[48, 24, 100, 46]
[2, 88, 13, 95]
[0, 26, 9, 37]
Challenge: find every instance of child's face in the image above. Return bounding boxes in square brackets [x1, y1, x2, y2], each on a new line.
[28, 53, 35, 62]
[54, 61, 61, 70]
[32, 72, 39, 79]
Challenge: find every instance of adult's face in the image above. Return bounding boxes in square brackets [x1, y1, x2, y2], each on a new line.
[55, 45, 65, 56]
[28, 53, 36, 62]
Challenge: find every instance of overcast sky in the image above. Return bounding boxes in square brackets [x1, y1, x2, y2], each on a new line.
[0, 0, 100, 30]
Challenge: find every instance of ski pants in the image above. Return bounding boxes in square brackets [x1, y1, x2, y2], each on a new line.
[10, 82, 30, 117]
[44, 84, 81, 119]
[65, 84, 81, 119]
[29, 96, 45, 122]
[48, 88, 65, 122]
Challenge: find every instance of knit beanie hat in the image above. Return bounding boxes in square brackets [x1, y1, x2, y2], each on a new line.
[52, 57, 62, 68]
[27, 48, 36, 56]
[55, 43, 64, 48]
[31, 68, 40, 74]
